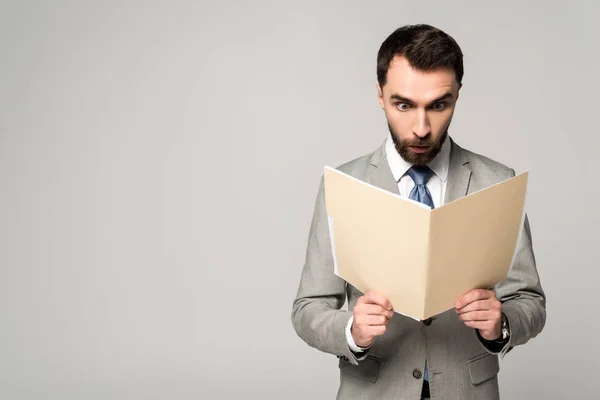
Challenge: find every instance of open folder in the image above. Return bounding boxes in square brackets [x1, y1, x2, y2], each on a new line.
[324, 166, 529, 321]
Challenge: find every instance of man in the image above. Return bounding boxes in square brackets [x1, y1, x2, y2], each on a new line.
[291, 24, 546, 400]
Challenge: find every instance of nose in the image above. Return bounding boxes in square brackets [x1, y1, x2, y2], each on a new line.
[412, 109, 431, 138]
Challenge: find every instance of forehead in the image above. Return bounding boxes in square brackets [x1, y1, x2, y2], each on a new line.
[384, 56, 458, 101]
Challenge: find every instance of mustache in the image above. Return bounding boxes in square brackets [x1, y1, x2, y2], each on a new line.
[402, 137, 435, 146]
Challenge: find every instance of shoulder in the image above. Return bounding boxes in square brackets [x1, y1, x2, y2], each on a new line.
[336, 154, 373, 177]
[311, 144, 382, 206]
[455, 141, 515, 181]
[333, 141, 386, 179]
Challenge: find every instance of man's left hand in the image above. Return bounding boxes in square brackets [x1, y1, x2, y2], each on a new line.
[455, 289, 502, 341]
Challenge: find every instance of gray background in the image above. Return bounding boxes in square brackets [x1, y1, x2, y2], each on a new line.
[0, 0, 597, 399]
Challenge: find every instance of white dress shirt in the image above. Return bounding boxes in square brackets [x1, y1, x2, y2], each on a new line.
[345, 134, 452, 358]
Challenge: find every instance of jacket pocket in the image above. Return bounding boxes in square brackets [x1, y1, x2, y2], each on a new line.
[467, 353, 500, 385]
[339, 355, 381, 384]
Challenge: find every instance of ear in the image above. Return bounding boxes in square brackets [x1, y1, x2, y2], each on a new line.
[376, 84, 384, 109]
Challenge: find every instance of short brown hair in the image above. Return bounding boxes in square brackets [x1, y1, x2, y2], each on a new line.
[377, 24, 464, 87]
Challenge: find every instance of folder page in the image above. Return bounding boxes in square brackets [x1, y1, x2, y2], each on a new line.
[323, 166, 430, 319]
[424, 172, 529, 319]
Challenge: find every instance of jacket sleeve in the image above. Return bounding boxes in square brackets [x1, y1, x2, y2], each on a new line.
[485, 170, 547, 357]
[291, 177, 361, 365]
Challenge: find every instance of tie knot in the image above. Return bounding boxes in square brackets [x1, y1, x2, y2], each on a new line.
[407, 165, 433, 186]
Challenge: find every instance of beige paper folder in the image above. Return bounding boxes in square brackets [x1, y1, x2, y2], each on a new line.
[324, 166, 528, 320]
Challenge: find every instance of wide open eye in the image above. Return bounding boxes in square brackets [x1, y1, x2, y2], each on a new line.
[432, 102, 447, 111]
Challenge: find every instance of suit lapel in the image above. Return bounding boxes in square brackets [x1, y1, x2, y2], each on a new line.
[367, 138, 471, 203]
[444, 139, 472, 204]
[367, 141, 400, 195]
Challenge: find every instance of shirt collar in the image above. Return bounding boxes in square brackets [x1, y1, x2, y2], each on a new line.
[384, 133, 451, 183]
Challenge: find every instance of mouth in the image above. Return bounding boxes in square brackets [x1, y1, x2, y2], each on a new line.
[409, 146, 430, 154]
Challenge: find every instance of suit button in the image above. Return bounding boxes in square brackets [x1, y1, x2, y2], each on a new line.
[423, 318, 432, 326]
[413, 369, 422, 379]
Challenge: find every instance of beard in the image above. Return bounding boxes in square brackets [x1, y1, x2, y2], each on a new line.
[388, 123, 448, 165]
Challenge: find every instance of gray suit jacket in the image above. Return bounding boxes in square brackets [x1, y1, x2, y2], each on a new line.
[291, 138, 546, 400]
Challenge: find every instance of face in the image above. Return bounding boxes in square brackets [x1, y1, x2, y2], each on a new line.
[377, 56, 461, 165]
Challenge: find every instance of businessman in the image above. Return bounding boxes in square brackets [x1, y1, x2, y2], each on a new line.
[291, 24, 546, 400]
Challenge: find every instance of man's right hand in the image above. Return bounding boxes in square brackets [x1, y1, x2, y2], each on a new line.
[351, 291, 394, 348]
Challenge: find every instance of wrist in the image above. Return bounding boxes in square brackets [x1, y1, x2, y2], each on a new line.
[481, 313, 509, 343]
[351, 324, 371, 348]
[346, 316, 371, 353]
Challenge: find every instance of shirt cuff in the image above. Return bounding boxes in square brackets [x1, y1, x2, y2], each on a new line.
[345, 315, 371, 359]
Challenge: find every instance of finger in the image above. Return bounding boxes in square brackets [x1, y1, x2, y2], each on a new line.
[457, 299, 502, 315]
[364, 291, 393, 311]
[356, 314, 389, 326]
[358, 304, 394, 319]
[457, 310, 499, 322]
[455, 289, 493, 308]
[455, 289, 494, 309]
[463, 320, 497, 332]
[455, 300, 492, 314]
[354, 324, 387, 342]
[365, 324, 387, 337]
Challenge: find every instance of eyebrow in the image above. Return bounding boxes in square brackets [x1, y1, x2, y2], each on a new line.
[390, 92, 453, 106]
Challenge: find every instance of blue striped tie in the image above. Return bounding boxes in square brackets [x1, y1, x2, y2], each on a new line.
[407, 165, 434, 382]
